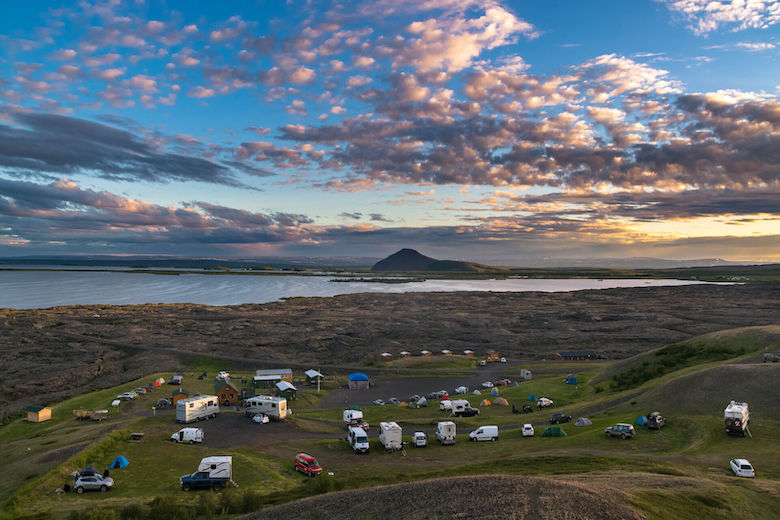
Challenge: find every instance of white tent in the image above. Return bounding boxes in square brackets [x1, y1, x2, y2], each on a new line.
[472, 389, 481, 395]
[416, 396, 427, 407]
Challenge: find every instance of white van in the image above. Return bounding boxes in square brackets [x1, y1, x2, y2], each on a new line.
[346, 426, 369, 453]
[244, 395, 287, 420]
[469, 425, 499, 442]
[176, 395, 219, 423]
[171, 427, 204, 444]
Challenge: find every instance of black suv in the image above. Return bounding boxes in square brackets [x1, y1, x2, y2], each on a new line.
[549, 413, 572, 424]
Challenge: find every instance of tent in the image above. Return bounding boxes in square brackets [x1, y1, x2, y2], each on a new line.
[480, 399, 492, 406]
[635, 415, 648, 426]
[110, 456, 129, 469]
[416, 396, 427, 407]
[574, 417, 592, 426]
[541, 426, 567, 437]
[472, 390, 481, 395]
[564, 374, 578, 385]
[152, 377, 165, 387]
[493, 397, 509, 406]
[490, 388, 499, 397]
[528, 394, 538, 402]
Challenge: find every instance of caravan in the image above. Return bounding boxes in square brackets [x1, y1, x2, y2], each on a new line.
[379, 422, 403, 451]
[176, 396, 219, 423]
[436, 421, 456, 445]
[244, 395, 288, 420]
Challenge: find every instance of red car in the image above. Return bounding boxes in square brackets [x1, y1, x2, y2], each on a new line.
[295, 453, 322, 476]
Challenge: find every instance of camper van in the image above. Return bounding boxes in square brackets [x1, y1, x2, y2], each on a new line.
[346, 426, 370, 453]
[451, 399, 480, 417]
[244, 395, 287, 420]
[171, 427, 204, 444]
[379, 422, 403, 451]
[469, 425, 499, 442]
[176, 395, 219, 423]
[343, 409, 369, 430]
[724, 401, 749, 436]
[436, 421, 456, 445]
[180, 456, 232, 491]
[440, 399, 452, 412]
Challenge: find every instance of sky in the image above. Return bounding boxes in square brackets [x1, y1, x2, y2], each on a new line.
[0, 0, 778, 262]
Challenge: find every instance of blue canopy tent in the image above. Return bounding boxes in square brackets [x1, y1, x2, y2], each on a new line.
[110, 456, 129, 469]
[348, 372, 369, 389]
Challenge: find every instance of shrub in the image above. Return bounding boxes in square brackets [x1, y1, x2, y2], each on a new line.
[197, 493, 220, 518]
[242, 489, 264, 512]
[218, 488, 243, 514]
[148, 496, 194, 520]
[120, 503, 149, 520]
[67, 508, 118, 520]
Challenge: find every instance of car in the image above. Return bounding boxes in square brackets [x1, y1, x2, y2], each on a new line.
[729, 458, 755, 478]
[536, 397, 554, 408]
[252, 413, 269, 424]
[605, 423, 635, 439]
[435, 390, 448, 398]
[500, 357, 507, 363]
[647, 411, 665, 429]
[157, 398, 172, 408]
[521, 424, 535, 437]
[549, 413, 572, 424]
[409, 394, 421, 403]
[133, 387, 146, 395]
[426, 392, 439, 400]
[454, 386, 468, 394]
[372, 399, 385, 406]
[295, 453, 322, 476]
[387, 397, 400, 405]
[116, 392, 135, 401]
[74, 474, 114, 494]
[481, 381, 494, 388]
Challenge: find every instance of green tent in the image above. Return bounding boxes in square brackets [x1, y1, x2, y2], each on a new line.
[541, 426, 567, 437]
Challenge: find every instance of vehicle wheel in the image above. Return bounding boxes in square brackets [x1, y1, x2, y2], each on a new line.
[492, 437, 497, 442]
[212, 483, 223, 491]
[100, 485, 107, 492]
[171, 438, 176, 442]
[76, 487, 85, 494]
[621, 433, 627, 439]
[182, 483, 190, 492]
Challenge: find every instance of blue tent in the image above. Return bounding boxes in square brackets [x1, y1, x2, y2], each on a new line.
[110, 456, 129, 469]
[348, 372, 368, 382]
[490, 388, 499, 397]
[564, 374, 578, 385]
[635, 415, 648, 426]
[528, 394, 538, 402]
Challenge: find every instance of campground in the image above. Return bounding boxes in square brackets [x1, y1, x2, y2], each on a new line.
[0, 326, 779, 519]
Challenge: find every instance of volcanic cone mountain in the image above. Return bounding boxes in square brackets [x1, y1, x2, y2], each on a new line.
[371, 248, 506, 272]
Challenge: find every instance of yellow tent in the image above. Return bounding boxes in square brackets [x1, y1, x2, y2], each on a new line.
[493, 397, 509, 406]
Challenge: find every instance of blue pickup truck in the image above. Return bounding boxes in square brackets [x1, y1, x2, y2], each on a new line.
[180, 456, 232, 491]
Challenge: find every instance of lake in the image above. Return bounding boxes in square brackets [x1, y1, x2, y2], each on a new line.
[0, 269, 722, 309]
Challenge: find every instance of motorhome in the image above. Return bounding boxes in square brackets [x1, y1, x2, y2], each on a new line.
[451, 399, 480, 417]
[346, 426, 369, 453]
[469, 425, 499, 442]
[436, 421, 456, 445]
[724, 401, 750, 436]
[171, 427, 204, 444]
[180, 456, 232, 491]
[243, 395, 287, 420]
[176, 395, 219, 423]
[379, 422, 403, 451]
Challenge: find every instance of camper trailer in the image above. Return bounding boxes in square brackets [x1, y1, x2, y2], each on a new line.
[451, 399, 480, 417]
[244, 395, 287, 420]
[724, 401, 750, 436]
[436, 421, 456, 445]
[379, 422, 403, 451]
[180, 456, 232, 491]
[176, 395, 219, 424]
[346, 426, 370, 453]
[171, 427, 204, 444]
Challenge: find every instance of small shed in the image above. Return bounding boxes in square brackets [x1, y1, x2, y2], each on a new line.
[348, 372, 369, 390]
[420, 350, 432, 357]
[463, 349, 474, 357]
[380, 352, 393, 361]
[215, 381, 240, 405]
[276, 380, 297, 400]
[254, 369, 293, 388]
[441, 349, 452, 356]
[400, 351, 411, 358]
[171, 388, 190, 405]
[305, 369, 323, 385]
[25, 405, 52, 423]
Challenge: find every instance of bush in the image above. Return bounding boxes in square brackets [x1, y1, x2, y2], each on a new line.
[67, 508, 118, 520]
[242, 489, 264, 512]
[148, 496, 194, 520]
[197, 493, 220, 519]
[120, 503, 149, 520]
[218, 488, 243, 514]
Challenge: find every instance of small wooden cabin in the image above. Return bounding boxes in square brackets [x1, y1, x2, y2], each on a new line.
[215, 381, 240, 405]
[25, 405, 52, 423]
[171, 388, 190, 405]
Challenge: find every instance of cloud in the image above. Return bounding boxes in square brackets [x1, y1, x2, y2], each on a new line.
[659, 0, 780, 34]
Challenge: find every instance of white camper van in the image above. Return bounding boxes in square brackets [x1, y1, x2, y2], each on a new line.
[176, 395, 219, 423]
[171, 427, 204, 444]
[724, 401, 750, 435]
[469, 425, 499, 442]
[346, 426, 370, 453]
[440, 400, 452, 412]
[243, 395, 287, 420]
[379, 422, 403, 451]
[436, 421, 456, 445]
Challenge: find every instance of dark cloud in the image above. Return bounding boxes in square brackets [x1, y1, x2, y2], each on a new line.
[339, 212, 363, 219]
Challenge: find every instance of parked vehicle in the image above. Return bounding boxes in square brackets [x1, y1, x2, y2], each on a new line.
[379, 422, 403, 451]
[295, 453, 322, 476]
[342, 409, 369, 430]
[216, 371, 230, 381]
[180, 456, 232, 491]
[176, 395, 219, 423]
[244, 395, 287, 420]
[171, 427, 204, 444]
[73, 409, 108, 421]
[436, 421, 456, 445]
[537, 397, 554, 408]
[426, 392, 440, 400]
[133, 387, 147, 395]
[724, 401, 749, 436]
[373, 399, 385, 406]
[451, 399, 480, 417]
[469, 425, 499, 442]
[252, 413, 269, 424]
[549, 413, 572, 424]
[454, 386, 468, 394]
[478, 360, 487, 366]
[346, 426, 369, 453]
[605, 423, 635, 439]
[408, 395, 421, 403]
[729, 458, 755, 478]
[500, 357, 507, 363]
[440, 400, 452, 412]
[412, 431, 428, 447]
[74, 474, 114, 494]
[387, 397, 400, 405]
[116, 392, 135, 401]
[481, 381, 494, 388]
[521, 424, 534, 437]
[170, 374, 183, 385]
[157, 398, 172, 408]
[647, 411, 665, 429]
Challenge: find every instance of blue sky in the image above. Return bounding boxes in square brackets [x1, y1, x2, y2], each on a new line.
[0, 0, 778, 261]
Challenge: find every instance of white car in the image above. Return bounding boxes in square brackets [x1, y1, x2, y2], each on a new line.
[252, 413, 269, 424]
[537, 397, 554, 408]
[521, 424, 534, 437]
[730, 458, 755, 478]
[481, 381, 494, 388]
[454, 386, 468, 394]
[116, 392, 136, 400]
[372, 399, 385, 406]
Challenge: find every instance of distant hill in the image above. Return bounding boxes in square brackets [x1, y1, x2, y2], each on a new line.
[371, 248, 506, 272]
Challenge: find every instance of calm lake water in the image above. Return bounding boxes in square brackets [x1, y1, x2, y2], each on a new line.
[0, 269, 721, 309]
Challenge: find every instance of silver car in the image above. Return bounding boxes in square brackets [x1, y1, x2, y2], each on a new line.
[74, 474, 114, 493]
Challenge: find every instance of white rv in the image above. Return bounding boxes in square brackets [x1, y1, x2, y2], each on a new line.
[440, 400, 452, 412]
[379, 422, 403, 451]
[243, 395, 287, 420]
[724, 401, 750, 436]
[171, 427, 204, 444]
[346, 426, 370, 453]
[436, 421, 456, 445]
[176, 395, 219, 423]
